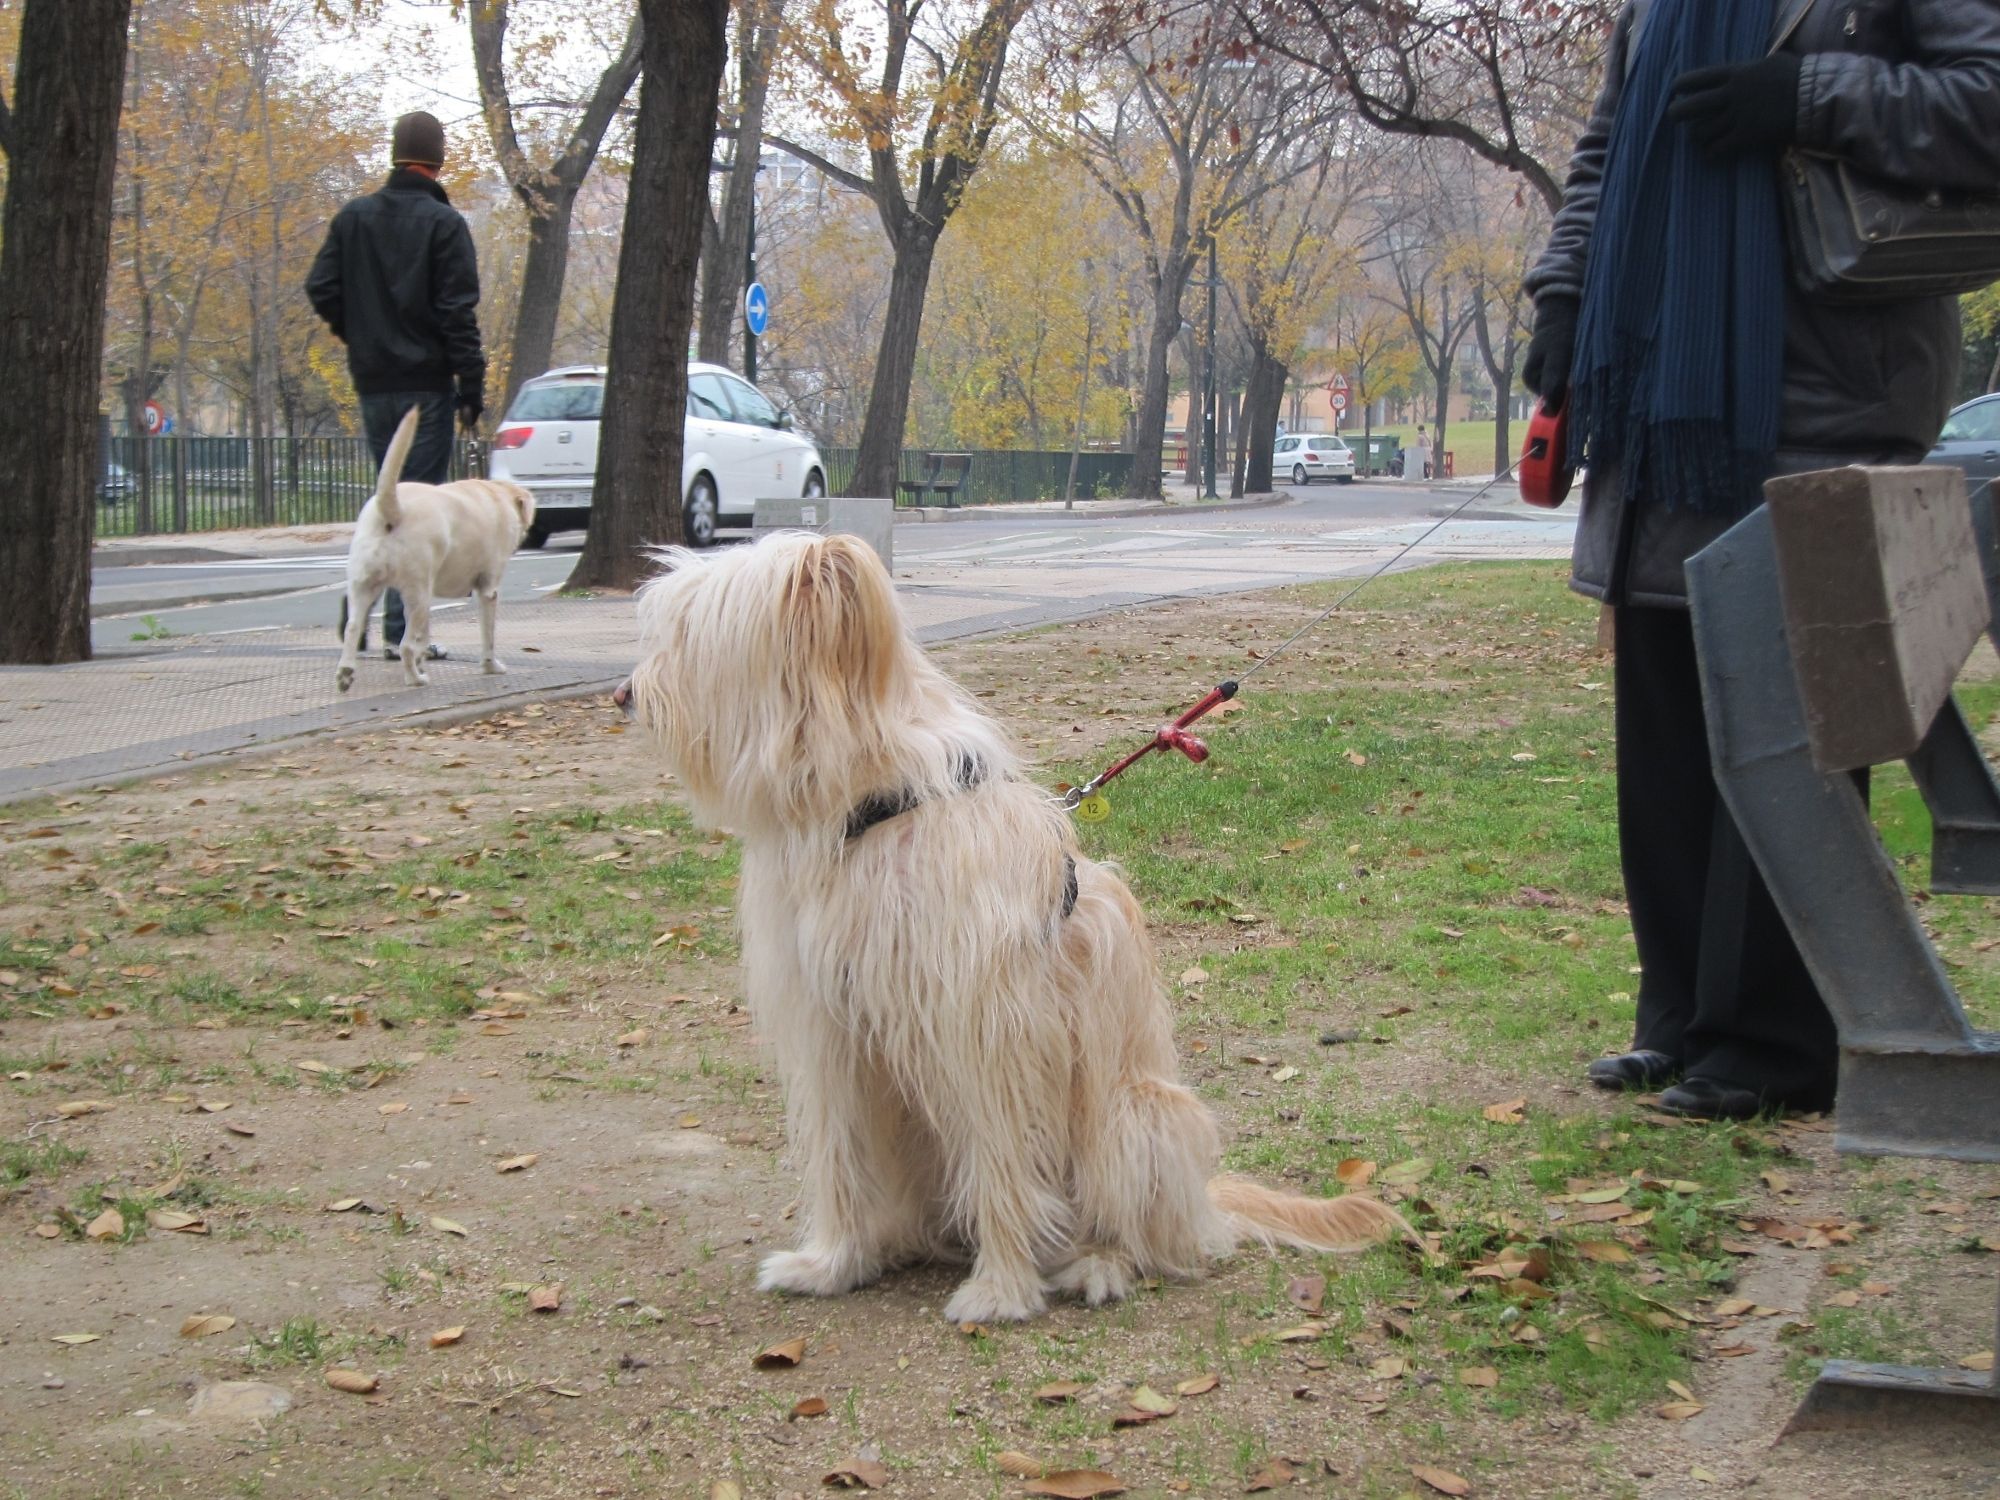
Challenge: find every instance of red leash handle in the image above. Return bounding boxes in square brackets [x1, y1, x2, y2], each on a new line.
[1519, 394, 1575, 509]
[1067, 680, 1238, 806]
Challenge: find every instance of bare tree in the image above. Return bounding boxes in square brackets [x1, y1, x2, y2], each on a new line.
[1239, 0, 1615, 211]
[1028, 1, 1323, 497]
[566, 0, 730, 591]
[0, 0, 134, 664]
[698, 0, 781, 366]
[770, 0, 1030, 500]
[1373, 161, 1479, 471]
[472, 0, 643, 410]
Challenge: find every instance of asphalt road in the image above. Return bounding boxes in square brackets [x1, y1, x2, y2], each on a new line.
[87, 479, 1513, 655]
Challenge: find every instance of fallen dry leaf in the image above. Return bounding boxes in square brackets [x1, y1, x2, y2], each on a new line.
[528, 1284, 562, 1313]
[179, 1314, 235, 1339]
[1179, 966, 1208, 986]
[326, 1369, 377, 1395]
[51, 1333, 101, 1345]
[1657, 1401, 1705, 1421]
[430, 1216, 469, 1237]
[85, 1208, 124, 1241]
[325, 1197, 364, 1213]
[615, 1029, 648, 1048]
[821, 1456, 890, 1489]
[1572, 1239, 1632, 1264]
[790, 1396, 829, 1419]
[1458, 1366, 1499, 1388]
[995, 1450, 1044, 1478]
[1960, 1350, 1995, 1372]
[1174, 1372, 1220, 1397]
[1411, 1464, 1471, 1497]
[1127, 1384, 1177, 1415]
[711, 1484, 743, 1500]
[223, 1121, 256, 1137]
[56, 1100, 113, 1118]
[1481, 1098, 1526, 1125]
[378, 1101, 409, 1115]
[754, 1335, 807, 1368]
[1025, 1472, 1126, 1499]
[147, 1209, 205, 1234]
[1245, 1458, 1296, 1492]
[1334, 1157, 1377, 1187]
[1368, 1355, 1408, 1380]
[1379, 1158, 1434, 1186]
[1286, 1275, 1326, 1316]
[1033, 1380, 1089, 1403]
[495, 1153, 539, 1174]
[430, 1326, 465, 1349]
[1269, 1065, 1299, 1084]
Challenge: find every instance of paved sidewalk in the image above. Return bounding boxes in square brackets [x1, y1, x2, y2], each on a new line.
[8, 510, 1572, 804]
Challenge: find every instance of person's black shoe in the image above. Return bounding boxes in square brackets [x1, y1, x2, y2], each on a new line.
[1656, 1076, 1764, 1121]
[384, 644, 448, 661]
[1586, 1050, 1680, 1092]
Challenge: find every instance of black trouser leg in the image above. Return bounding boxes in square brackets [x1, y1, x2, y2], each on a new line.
[1612, 605, 1841, 1106]
[1614, 605, 1715, 1062]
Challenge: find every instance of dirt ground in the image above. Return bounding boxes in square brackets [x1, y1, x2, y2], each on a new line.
[3, 583, 1997, 1500]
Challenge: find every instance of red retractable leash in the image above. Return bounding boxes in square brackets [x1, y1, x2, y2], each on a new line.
[1064, 438, 1570, 820]
[1518, 394, 1576, 509]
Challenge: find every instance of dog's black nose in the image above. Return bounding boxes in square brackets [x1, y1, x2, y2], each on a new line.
[612, 677, 634, 714]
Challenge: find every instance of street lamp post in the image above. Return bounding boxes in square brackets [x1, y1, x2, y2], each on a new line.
[1203, 234, 1219, 501]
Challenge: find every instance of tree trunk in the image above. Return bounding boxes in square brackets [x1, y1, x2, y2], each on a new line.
[1240, 347, 1285, 494]
[508, 187, 580, 400]
[1433, 368, 1451, 480]
[565, 0, 729, 593]
[1493, 372, 1513, 477]
[698, 2, 776, 367]
[845, 230, 938, 499]
[1063, 303, 1096, 508]
[1128, 262, 1190, 499]
[0, 0, 132, 663]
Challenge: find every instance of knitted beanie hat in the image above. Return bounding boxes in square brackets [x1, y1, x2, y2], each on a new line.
[391, 111, 447, 168]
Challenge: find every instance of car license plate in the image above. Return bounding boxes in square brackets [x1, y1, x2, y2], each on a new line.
[537, 487, 593, 506]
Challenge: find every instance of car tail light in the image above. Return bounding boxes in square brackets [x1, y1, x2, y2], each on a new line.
[1303, 450, 1318, 461]
[492, 425, 533, 450]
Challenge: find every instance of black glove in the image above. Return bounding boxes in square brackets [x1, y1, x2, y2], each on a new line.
[455, 375, 484, 432]
[1666, 54, 1803, 157]
[1521, 294, 1580, 403]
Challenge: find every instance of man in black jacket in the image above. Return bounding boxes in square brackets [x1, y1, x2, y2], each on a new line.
[1521, 0, 2000, 1120]
[306, 111, 487, 659]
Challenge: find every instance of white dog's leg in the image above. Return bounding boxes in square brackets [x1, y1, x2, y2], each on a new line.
[477, 588, 505, 675]
[935, 1079, 1068, 1325]
[759, 1047, 927, 1298]
[335, 583, 378, 693]
[399, 593, 433, 686]
[1048, 1249, 1136, 1307]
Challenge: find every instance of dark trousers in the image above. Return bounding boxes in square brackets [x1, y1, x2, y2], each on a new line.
[360, 391, 455, 644]
[1614, 605, 1841, 1107]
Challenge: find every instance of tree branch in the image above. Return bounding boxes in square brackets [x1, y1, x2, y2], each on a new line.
[555, 8, 644, 188]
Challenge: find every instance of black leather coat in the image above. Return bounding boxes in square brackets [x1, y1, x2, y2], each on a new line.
[1524, 0, 2000, 607]
[306, 169, 486, 408]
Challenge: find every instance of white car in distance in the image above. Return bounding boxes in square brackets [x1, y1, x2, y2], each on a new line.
[488, 362, 828, 548]
[1274, 432, 1356, 485]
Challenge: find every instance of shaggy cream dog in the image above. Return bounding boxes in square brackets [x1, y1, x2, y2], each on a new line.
[621, 532, 1414, 1324]
[335, 405, 535, 692]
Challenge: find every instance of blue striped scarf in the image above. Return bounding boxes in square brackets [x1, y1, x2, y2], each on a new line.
[1570, 0, 1784, 513]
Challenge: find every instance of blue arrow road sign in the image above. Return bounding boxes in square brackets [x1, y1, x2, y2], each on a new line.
[744, 281, 770, 337]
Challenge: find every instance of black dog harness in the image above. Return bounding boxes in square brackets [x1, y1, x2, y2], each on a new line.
[844, 751, 1078, 919]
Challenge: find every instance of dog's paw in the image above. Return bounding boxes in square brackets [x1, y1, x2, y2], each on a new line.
[335, 665, 354, 694]
[757, 1249, 868, 1298]
[1050, 1253, 1134, 1307]
[942, 1275, 1047, 1325]
[407, 667, 430, 687]
[482, 657, 507, 676]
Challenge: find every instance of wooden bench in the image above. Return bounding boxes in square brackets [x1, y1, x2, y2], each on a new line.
[896, 452, 972, 508]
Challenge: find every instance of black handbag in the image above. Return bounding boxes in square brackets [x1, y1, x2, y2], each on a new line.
[1782, 148, 2000, 301]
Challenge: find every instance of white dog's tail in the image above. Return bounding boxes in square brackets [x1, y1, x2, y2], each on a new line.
[372, 404, 422, 528]
[1209, 1176, 1422, 1254]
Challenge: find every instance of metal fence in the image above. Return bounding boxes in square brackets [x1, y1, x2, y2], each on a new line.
[99, 435, 487, 538]
[97, 436, 1135, 535]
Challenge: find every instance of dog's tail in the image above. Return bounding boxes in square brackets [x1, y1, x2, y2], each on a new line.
[1208, 1176, 1421, 1254]
[372, 404, 421, 529]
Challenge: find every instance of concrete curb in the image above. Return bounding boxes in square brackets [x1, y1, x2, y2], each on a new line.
[91, 584, 315, 620]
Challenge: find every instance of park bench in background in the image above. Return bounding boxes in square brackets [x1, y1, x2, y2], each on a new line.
[897, 452, 972, 508]
[1687, 464, 2000, 1433]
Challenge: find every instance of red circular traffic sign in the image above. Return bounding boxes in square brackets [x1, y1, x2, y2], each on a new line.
[141, 400, 166, 436]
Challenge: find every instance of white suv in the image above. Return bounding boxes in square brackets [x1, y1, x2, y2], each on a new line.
[1274, 433, 1356, 485]
[488, 363, 829, 547]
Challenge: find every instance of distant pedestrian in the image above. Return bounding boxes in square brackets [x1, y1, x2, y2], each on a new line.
[306, 110, 486, 660]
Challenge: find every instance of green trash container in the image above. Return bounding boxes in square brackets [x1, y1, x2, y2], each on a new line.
[1352, 433, 1399, 477]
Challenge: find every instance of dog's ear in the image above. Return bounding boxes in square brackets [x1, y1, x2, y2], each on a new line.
[510, 485, 535, 528]
[782, 533, 899, 709]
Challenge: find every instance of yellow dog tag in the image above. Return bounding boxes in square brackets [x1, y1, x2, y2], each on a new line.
[1075, 794, 1111, 823]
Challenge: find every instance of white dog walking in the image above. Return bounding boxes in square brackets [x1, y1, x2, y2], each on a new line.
[621, 532, 1416, 1325]
[335, 404, 534, 692]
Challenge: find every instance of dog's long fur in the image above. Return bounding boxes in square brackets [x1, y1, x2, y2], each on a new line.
[335, 405, 535, 692]
[625, 532, 1417, 1323]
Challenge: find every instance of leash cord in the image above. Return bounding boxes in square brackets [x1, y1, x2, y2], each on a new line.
[1063, 462, 1525, 809]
